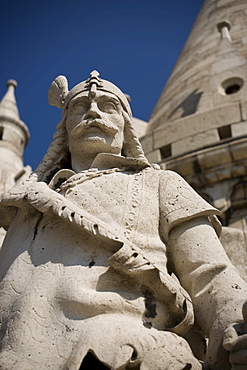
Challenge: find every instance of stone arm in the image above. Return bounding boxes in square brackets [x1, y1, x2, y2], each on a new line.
[168, 216, 247, 369]
[0, 181, 126, 243]
[0, 181, 69, 228]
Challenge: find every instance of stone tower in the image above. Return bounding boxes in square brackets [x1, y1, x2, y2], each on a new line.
[0, 80, 31, 244]
[141, 0, 247, 278]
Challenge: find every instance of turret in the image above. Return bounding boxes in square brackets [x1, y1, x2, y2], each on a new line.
[0, 79, 30, 192]
[0, 79, 31, 246]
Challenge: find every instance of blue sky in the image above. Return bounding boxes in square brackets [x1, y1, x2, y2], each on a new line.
[1, 0, 204, 170]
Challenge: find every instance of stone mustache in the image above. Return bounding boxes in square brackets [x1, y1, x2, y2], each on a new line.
[0, 71, 247, 369]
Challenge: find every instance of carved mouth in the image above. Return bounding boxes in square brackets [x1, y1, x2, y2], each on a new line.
[76, 120, 118, 134]
[85, 120, 106, 131]
[70, 120, 118, 138]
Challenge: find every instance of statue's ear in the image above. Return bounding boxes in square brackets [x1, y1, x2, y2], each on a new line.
[48, 75, 68, 108]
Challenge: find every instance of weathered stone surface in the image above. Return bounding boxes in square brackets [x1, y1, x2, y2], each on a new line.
[146, 149, 161, 163]
[220, 226, 247, 281]
[148, 0, 247, 130]
[240, 100, 247, 121]
[153, 103, 241, 150]
[0, 71, 247, 370]
[172, 129, 219, 157]
[131, 117, 148, 138]
[197, 146, 232, 170]
[139, 132, 153, 154]
[231, 139, 247, 161]
[231, 121, 247, 138]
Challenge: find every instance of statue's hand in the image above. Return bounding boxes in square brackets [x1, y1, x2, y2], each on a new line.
[0, 181, 60, 213]
[26, 181, 63, 213]
[0, 181, 40, 227]
[223, 300, 247, 369]
[0, 182, 30, 206]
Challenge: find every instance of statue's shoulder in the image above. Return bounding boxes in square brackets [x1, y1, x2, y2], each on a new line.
[146, 165, 186, 185]
[141, 165, 187, 188]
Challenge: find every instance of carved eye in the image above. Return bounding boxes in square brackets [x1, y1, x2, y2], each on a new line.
[69, 99, 89, 115]
[100, 101, 118, 112]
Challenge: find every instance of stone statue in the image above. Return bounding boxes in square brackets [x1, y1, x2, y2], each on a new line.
[0, 71, 247, 370]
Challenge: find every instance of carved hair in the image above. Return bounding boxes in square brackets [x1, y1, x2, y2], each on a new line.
[121, 110, 148, 161]
[30, 106, 149, 183]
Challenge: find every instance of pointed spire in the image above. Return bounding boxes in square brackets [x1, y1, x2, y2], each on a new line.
[0, 79, 20, 121]
[148, 0, 247, 131]
[0, 79, 31, 199]
[0, 79, 29, 148]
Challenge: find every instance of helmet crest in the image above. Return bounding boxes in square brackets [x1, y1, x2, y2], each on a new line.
[48, 71, 131, 117]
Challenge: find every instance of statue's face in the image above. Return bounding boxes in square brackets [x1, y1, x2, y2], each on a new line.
[66, 90, 125, 158]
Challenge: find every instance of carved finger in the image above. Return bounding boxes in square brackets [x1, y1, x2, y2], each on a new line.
[224, 324, 242, 351]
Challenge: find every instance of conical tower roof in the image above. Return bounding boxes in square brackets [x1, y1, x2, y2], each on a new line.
[0, 80, 20, 120]
[141, 0, 247, 166]
[148, 0, 247, 133]
[0, 80, 29, 145]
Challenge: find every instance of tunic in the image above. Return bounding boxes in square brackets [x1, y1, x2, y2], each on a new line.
[0, 154, 246, 369]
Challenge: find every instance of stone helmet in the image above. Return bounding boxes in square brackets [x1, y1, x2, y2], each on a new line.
[48, 70, 132, 119]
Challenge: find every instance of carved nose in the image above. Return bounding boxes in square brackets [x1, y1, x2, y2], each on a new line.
[84, 102, 101, 119]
